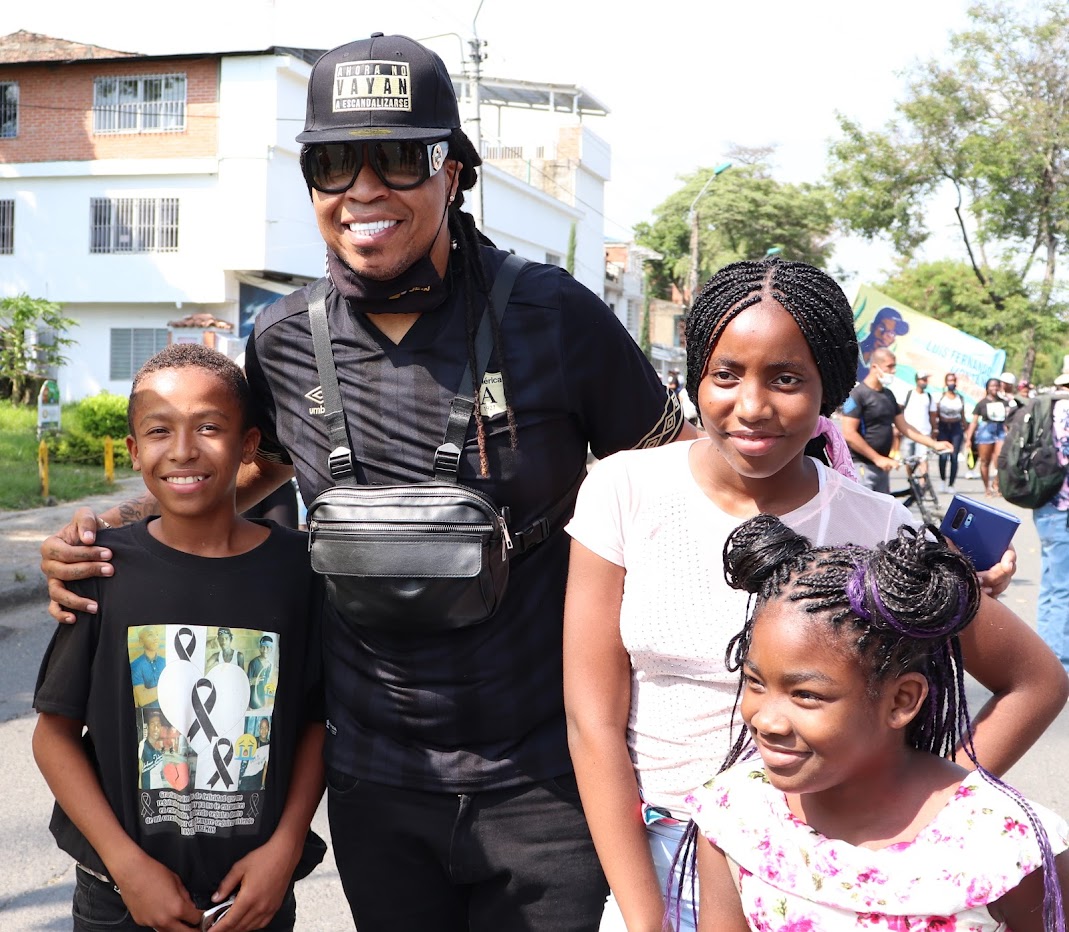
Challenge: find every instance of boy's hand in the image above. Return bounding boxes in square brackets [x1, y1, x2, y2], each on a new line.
[111, 853, 201, 930]
[40, 507, 114, 623]
[208, 836, 297, 931]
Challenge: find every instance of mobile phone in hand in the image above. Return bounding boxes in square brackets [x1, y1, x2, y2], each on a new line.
[201, 897, 235, 931]
[939, 494, 1020, 571]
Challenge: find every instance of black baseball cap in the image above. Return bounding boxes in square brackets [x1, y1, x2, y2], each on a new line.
[297, 33, 460, 144]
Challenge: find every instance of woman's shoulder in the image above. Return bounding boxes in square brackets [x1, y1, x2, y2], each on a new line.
[586, 439, 696, 484]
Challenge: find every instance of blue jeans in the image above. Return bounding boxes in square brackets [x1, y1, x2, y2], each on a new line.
[1034, 501, 1069, 674]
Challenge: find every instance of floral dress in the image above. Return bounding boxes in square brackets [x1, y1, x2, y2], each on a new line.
[688, 763, 1069, 931]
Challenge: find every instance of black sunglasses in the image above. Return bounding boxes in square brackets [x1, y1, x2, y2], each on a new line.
[301, 140, 449, 193]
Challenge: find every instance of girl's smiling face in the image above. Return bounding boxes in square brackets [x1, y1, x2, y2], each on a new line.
[740, 599, 896, 796]
[696, 298, 824, 486]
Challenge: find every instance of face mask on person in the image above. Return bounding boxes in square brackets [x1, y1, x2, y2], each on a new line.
[876, 366, 895, 390]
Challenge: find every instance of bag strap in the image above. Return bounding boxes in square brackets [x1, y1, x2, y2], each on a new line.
[510, 466, 586, 557]
[307, 253, 528, 484]
[307, 278, 355, 483]
[434, 252, 527, 480]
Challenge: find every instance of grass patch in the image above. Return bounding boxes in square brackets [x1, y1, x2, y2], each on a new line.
[0, 400, 137, 511]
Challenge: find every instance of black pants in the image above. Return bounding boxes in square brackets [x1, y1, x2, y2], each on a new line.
[327, 770, 609, 931]
[71, 867, 296, 932]
[938, 420, 965, 485]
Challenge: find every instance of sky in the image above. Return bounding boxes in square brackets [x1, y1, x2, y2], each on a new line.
[1, 0, 982, 288]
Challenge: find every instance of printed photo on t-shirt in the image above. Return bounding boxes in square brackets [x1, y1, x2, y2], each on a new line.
[127, 624, 279, 839]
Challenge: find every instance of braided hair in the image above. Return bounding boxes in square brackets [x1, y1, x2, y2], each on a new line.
[442, 128, 519, 476]
[685, 257, 858, 418]
[669, 515, 1064, 932]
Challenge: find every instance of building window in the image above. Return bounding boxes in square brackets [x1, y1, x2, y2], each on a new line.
[0, 82, 17, 138]
[545, 252, 562, 267]
[110, 328, 170, 380]
[93, 73, 186, 134]
[0, 200, 12, 254]
[90, 198, 179, 253]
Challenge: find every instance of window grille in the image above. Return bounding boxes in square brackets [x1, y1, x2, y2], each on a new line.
[89, 197, 179, 253]
[0, 200, 12, 254]
[93, 73, 186, 134]
[0, 83, 16, 138]
[110, 328, 170, 380]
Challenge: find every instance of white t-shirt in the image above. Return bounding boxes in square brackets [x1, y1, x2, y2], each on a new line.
[565, 440, 914, 812]
[902, 388, 937, 437]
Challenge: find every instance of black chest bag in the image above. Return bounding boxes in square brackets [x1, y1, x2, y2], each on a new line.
[304, 254, 579, 632]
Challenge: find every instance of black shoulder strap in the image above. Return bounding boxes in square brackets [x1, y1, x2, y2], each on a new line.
[307, 254, 529, 484]
[434, 253, 527, 479]
[306, 278, 355, 484]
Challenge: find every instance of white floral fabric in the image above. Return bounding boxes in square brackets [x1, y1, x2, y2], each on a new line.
[688, 763, 1069, 931]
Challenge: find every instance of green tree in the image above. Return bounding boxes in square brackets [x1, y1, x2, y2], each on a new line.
[875, 259, 1068, 383]
[827, 1, 1069, 383]
[635, 154, 834, 300]
[0, 294, 78, 404]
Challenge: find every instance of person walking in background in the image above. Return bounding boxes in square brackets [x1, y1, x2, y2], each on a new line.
[898, 370, 938, 462]
[839, 348, 952, 494]
[936, 372, 966, 492]
[1033, 372, 1069, 678]
[965, 377, 1010, 497]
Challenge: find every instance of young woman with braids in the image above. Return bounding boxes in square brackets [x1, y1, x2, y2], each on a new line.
[37, 35, 691, 932]
[563, 256, 1067, 930]
[684, 515, 1067, 931]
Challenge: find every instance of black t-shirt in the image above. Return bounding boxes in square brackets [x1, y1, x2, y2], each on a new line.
[34, 520, 324, 897]
[245, 246, 683, 793]
[841, 382, 901, 463]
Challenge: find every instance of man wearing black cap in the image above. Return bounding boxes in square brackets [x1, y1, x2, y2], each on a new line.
[41, 32, 691, 931]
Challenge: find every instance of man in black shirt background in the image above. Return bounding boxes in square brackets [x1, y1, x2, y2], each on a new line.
[841, 347, 952, 493]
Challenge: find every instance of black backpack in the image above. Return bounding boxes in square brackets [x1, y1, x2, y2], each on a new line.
[996, 392, 1069, 508]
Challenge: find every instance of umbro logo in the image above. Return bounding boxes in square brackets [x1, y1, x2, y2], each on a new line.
[305, 385, 325, 415]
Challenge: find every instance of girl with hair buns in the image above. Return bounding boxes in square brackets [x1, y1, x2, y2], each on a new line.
[562, 256, 1068, 930]
[683, 515, 1068, 931]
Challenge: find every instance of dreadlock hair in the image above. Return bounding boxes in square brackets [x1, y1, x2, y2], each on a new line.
[668, 514, 1065, 932]
[128, 343, 253, 434]
[684, 257, 858, 419]
[441, 128, 519, 477]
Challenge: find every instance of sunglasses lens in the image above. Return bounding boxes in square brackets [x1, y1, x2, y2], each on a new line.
[307, 143, 361, 193]
[372, 141, 428, 189]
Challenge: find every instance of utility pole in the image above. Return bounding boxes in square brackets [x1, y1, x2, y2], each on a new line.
[686, 161, 732, 308]
[467, 34, 486, 230]
[468, 0, 487, 230]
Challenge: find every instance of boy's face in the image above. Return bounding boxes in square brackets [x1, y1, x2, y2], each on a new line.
[126, 367, 259, 523]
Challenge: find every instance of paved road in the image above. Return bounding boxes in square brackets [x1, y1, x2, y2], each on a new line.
[0, 471, 1065, 929]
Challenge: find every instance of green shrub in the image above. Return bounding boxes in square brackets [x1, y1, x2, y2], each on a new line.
[75, 392, 129, 438]
[51, 430, 132, 469]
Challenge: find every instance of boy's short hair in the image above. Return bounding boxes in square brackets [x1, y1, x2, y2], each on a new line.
[128, 343, 253, 434]
[259, 635, 274, 646]
[217, 627, 233, 639]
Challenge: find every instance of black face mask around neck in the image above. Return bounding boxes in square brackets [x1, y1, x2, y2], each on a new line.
[326, 249, 450, 315]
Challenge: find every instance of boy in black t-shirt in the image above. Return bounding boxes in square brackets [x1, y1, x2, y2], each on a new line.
[33, 344, 325, 932]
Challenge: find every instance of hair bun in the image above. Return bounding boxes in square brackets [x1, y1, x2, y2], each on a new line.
[724, 514, 810, 594]
[865, 525, 979, 640]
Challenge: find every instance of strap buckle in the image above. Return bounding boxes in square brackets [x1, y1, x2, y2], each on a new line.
[328, 446, 354, 480]
[511, 516, 550, 556]
[433, 442, 462, 478]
